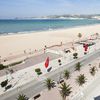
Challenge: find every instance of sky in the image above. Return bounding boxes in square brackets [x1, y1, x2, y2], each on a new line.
[0, 0, 100, 18]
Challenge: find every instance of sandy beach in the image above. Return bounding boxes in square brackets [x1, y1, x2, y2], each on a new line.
[0, 24, 100, 58]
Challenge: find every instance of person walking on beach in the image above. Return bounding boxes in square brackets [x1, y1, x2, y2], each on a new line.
[24, 50, 26, 54]
[61, 42, 62, 46]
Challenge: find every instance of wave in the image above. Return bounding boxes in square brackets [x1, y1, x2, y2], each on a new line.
[57, 17, 86, 20]
[0, 28, 55, 36]
[0, 30, 45, 36]
[48, 28, 53, 31]
[7, 32, 15, 35]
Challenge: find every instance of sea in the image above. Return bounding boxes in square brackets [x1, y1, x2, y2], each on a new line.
[0, 18, 100, 35]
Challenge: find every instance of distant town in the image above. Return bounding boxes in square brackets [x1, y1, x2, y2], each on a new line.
[13, 14, 100, 20]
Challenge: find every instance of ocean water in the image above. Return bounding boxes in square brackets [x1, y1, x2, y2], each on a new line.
[0, 19, 100, 35]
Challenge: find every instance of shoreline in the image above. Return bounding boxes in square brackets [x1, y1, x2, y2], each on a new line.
[0, 23, 100, 37]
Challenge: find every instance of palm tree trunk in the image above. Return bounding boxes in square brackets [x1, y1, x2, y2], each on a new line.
[63, 96, 66, 100]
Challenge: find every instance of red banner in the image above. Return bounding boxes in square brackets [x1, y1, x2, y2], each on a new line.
[45, 57, 49, 68]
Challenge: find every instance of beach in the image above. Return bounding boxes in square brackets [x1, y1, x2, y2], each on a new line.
[0, 23, 100, 100]
[0, 24, 100, 58]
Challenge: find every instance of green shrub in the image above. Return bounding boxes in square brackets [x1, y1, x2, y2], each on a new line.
[35, 68, 42, 76]
[0, 64, 8, 70]
[88, 43, 95, 47]
[1, 79, 8, 87]
[35, 68, 41, 72]
[37, 72, 42, 75]
[8, 61, 22, 66]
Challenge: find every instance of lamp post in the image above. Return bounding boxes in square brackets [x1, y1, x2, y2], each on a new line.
[5, 70, 8, 80]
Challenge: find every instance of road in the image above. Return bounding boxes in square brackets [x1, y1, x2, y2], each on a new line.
[0, 52, 61, 77]
[0, 49, 100, 100]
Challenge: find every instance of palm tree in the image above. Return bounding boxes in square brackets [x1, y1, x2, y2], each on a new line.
[75, 62, 81, 71]
[76, 74, 86, 86]
[64, 70, 70, 80]
[17, 94, 28, 100]
[45, 78, 55, 90]
[90, 66, 96, 76]
[59, 82, 72, 100]
[95, 33, 99, 39]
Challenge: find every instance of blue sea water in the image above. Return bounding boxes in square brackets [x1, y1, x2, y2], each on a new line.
[0, 19, 100, 35]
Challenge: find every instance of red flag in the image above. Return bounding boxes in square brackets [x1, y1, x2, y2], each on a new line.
[45, 57, 49, 68]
